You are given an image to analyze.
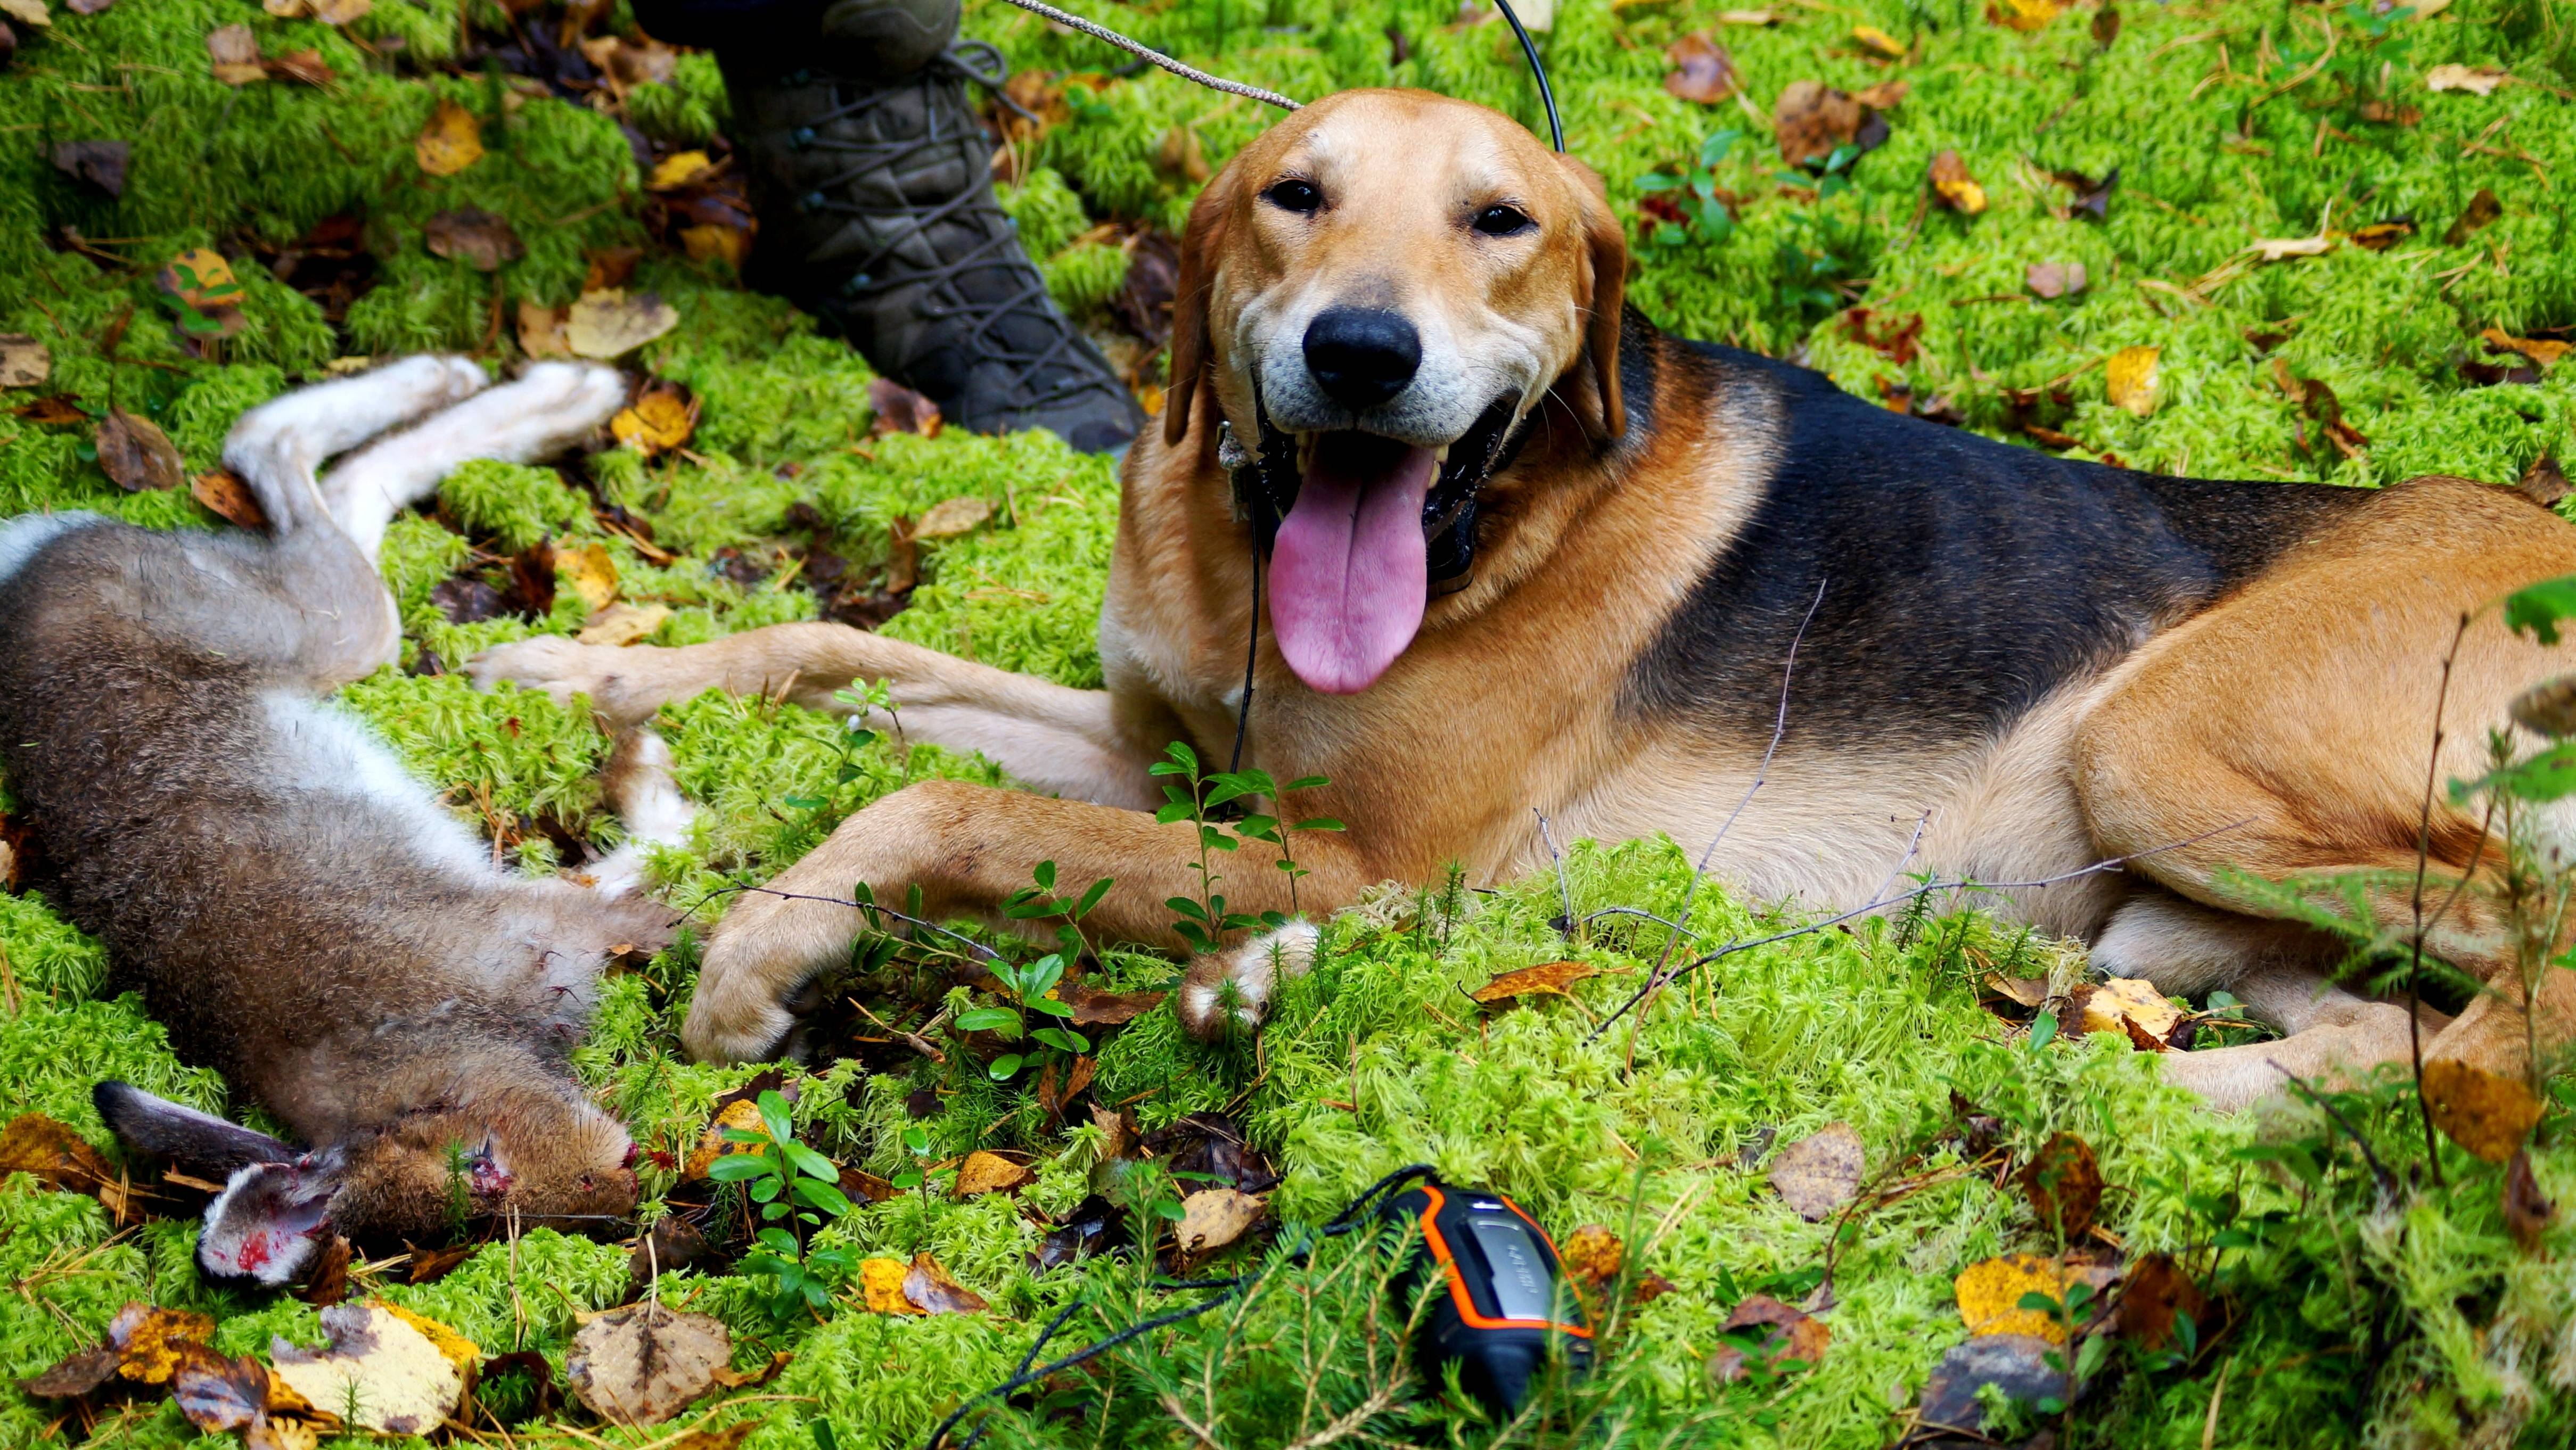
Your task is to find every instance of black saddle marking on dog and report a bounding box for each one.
[1624,335,2369,748]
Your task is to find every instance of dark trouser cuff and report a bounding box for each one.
[630,0,960,81]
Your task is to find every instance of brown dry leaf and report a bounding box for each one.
[170,1343,276,1433]
[1768,1122,1864,1221]
[2104,347,2161,419]
[1708,1294,1831,1382]
[840,1165,898,1203]
[2483,327,2569,369]
[266,0,371,20]
[1928,150,1986,214]
[629,1215,709,1284]
[954,1150,1036,1197]
[567,1305,729,1427]
[424,208,524,271]
[1154,126,1211,184]
[1470,959,1598,1003]
[1663,33,1736,104]
[683,1098,764,1180]
[1917,1334,2060,1431]
[2446,187,2502,245]
[859,1256,921,1315]
[2093,1,2121,47]
[2249,234,2334,261]
[207,24,266,85]
[1983,973,2051,1008]
[404,1240,481,1283]
[293,1234,351,1307]
[415,98,484,177]
[2024,261,2087,299]
[2423,1058,2544,1162]
[867,377,942,438]
[566,289,679,360]
[578,33,679,89]
[1852,78,1910,110]
[52,140,128,197]
[2505,1146,2555,1249]
[97,408,184,492]
[611,388,696,456]
[2350,220,2414,251]
[2079,975,2180,1045]
[1557,1224,1623,1288]
[585,245,643,292]
[17,394,87,424]
[2426,63,2507,95]
[1850,24,1906,58]
[272,1301,473,1434]
[711,1350,792,1389]
[17,1342,119,1399]
[1176,1188,1267,1255]
[2115,1253,2206,1349]
[108,1303,218,1385]
[1955,1254,2111,1342]
[1988,0,2062,31]
[518,300,571,359]
[647,150,714,191]
[0,1113,122,1203]
[556,540,619,615]
[0,332,48,388]
[1774,81,1867,168]
[578,603,670,647]
[903,1253,990,1315]
[266,49,332,87]
[913,495,994,539]
[2017,1132,2102,1238]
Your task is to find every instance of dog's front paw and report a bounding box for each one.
[470,636,662,727]
[1177,921,1319,1040]
[682,883,869,1063]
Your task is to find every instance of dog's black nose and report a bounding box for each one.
[1303,308,1421,410]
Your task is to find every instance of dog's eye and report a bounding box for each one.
[1472,203,1535,237]
[1263,179,1323,213]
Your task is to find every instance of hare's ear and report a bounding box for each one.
[93,1081,299,1176]
[198,1160,341,1286]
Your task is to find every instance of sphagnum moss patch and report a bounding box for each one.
[6,1,2576,1446]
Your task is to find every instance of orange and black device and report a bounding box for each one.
[1382,1178,1593,1413]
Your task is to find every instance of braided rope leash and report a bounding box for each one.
[990,0,1302,110]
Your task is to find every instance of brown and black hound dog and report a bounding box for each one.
[474,89,2576,1121]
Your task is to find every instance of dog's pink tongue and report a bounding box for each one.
[1269,441,1436,695]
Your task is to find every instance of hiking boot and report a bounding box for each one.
[718,2,1144,453]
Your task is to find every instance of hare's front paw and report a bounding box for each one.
[1177,921,1319,1040]
[470,636,663,727]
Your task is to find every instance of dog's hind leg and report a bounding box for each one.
[319,362,626,561]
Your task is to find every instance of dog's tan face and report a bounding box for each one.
[1166,89,1626,695]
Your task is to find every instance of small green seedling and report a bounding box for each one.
[709,1090,856,1317]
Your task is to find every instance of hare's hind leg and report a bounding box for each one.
[584,728,698,898]
[318,362,626,560]
[226,356,491,538]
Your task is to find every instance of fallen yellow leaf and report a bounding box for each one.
[1989,0,2061,32]
[2105,345,2160,418]
[1929,150,1986,215]
[679,224,750,270]
[557,540,619,615]
[1955,1254,2098,1342]
[1851,24,1905,57]
[859,1256,922,1314]
[380,1303,481,1377]
[683,1098,765,1180]
[518,300,572,359]
[1469,959,1598,1003]
[2423,1059,2544,1163]
[578,603,670,648]
[207,24,267,86]
[1174,1188,1266,1255]
[271,1302,465,1435]
[647,150,714,191]
[110,1304,218,1385]
[610,390,696,456]
[415,98,484,177]
[565,289,680,360]
[2077,975,2180,1048]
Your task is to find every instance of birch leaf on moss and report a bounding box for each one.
[415,98,484,177]
[565,290,679,359]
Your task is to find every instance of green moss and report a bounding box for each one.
[440,458,593,551]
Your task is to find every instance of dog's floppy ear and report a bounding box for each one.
[94,1081,299,1175]
[198,1160,340,1285]
[1163,164,1243,448]
[1558,155,1628,442]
